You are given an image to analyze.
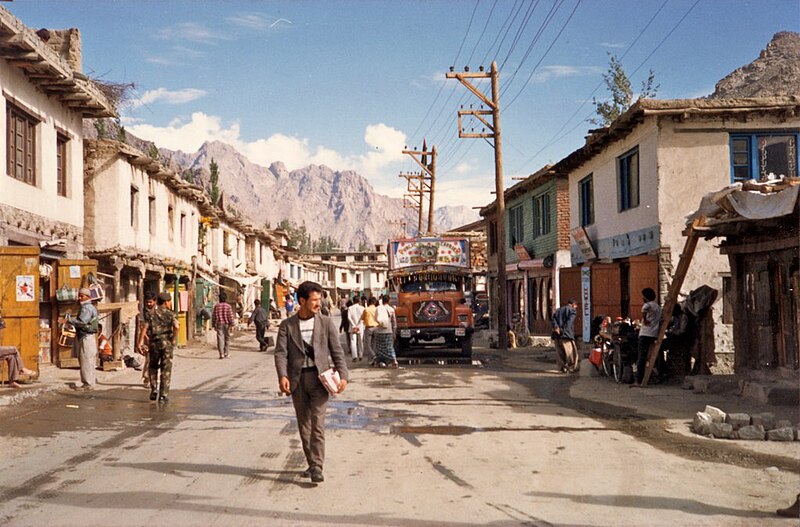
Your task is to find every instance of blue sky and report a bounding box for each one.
[10,1,799,209]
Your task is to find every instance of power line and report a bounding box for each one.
[512,0,673,172]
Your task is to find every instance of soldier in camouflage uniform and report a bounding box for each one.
[138,292,179,403]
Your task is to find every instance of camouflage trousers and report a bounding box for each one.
[148,344,174,397]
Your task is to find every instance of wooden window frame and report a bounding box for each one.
[617,146,640,212]
[532,192,551,238]
[579,174,594,227]
[6,101,38,186]
[729,132,799,182]
[56,133,68,197]
[508,204,524,247]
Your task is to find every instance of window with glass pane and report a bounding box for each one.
[533,193,551,237]
[579,175,594,226]
[618,147,639,211]
[730,133,799,181]
[6,103,37,185]
[509,205,524,246]
[759,135,797,179]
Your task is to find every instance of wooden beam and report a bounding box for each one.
[720,236,799,255]
[640,217,704,386]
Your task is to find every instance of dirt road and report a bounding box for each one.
[0,331,797,526]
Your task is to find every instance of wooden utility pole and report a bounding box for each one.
[402,140,437,235]
[399,172,425,235]
[447,61,507,350]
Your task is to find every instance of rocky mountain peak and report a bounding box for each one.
[710,31,800,99]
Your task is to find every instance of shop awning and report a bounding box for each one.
[219,273,263,290]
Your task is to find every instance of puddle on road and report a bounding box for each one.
[399,358,483,367]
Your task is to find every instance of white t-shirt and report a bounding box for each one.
[639,301,662,338]
[298,316,316,368]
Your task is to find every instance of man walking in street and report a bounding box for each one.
[67,288,99,390]
[138,293,157,388]
[551,299,579,373]
[360,297,380,363]
[213,291,235,359]
[347,295,365,361]
[137,292,179,403]
[274,281,349,484]
[249,299,270,351]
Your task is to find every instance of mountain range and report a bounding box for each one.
[161,140,479,250]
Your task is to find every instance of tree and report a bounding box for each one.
[590,54,659,127]
[209,158,221,205]
[357,240,371,252]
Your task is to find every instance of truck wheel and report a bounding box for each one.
[397,337,410,354]
[460,335,473,358]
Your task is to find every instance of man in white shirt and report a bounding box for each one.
[347,296,365,361]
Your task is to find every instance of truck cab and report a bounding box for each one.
[387,238,475,358]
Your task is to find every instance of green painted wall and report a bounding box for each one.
[505,179,558,264]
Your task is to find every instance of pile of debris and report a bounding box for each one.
[692,405,797,441]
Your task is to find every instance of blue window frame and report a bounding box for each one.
[729,133,799,182]
[617,147,639,212]
[579,174,594,227]
[508,205,524,246]
[532,192,551,238]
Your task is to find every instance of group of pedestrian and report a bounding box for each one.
[340,294,397,368]
[550,288,664,385]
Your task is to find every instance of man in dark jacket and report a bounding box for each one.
[249,299,270,351]
[551,299,578,373]
[274,281,349,484]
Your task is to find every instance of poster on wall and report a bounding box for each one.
[16,275,35,302]
[580,266,591,342]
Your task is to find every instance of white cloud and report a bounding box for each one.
[599,41,626,49]
[531,65,604,83]
[130,88,208,109]
[128,112,484,207]
[158,22,230,43]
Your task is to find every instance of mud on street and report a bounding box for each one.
[0,330,798,527]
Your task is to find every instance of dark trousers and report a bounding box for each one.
[292,368,330,470]
[636,336,657,384]
[255,321,267,350]
[148,344,173,397]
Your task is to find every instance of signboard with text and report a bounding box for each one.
[389,238,470,270]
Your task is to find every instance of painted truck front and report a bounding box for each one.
[387,237,474,358]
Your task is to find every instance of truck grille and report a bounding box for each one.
[412,300,452,323]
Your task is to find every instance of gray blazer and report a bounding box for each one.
[274,312,349,391]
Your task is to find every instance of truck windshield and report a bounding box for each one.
[401,281,458,293]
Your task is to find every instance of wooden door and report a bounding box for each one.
[54,259,98,368]
[0,246,40,379]
[559,266,582,335]
[628,255,658,321]
[591,263,622,321]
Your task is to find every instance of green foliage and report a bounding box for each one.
[357,240,370,252]
[147,144,160,160]
[590,54,659,127]
[94,119,107,139]
[209,158,220,205]
[277,219,340,254]
[114,118,127,143]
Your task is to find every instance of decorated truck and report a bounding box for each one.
[387,237,475,358]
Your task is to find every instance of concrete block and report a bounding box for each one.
[710,422,734,439]
[692,412,713,435]
[726,413,751,430]
[767,427,794,442]
[751,412,776,431]
[704,405,726,423]
[737,425,766,440]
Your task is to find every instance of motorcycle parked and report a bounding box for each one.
[592,316,637,383]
